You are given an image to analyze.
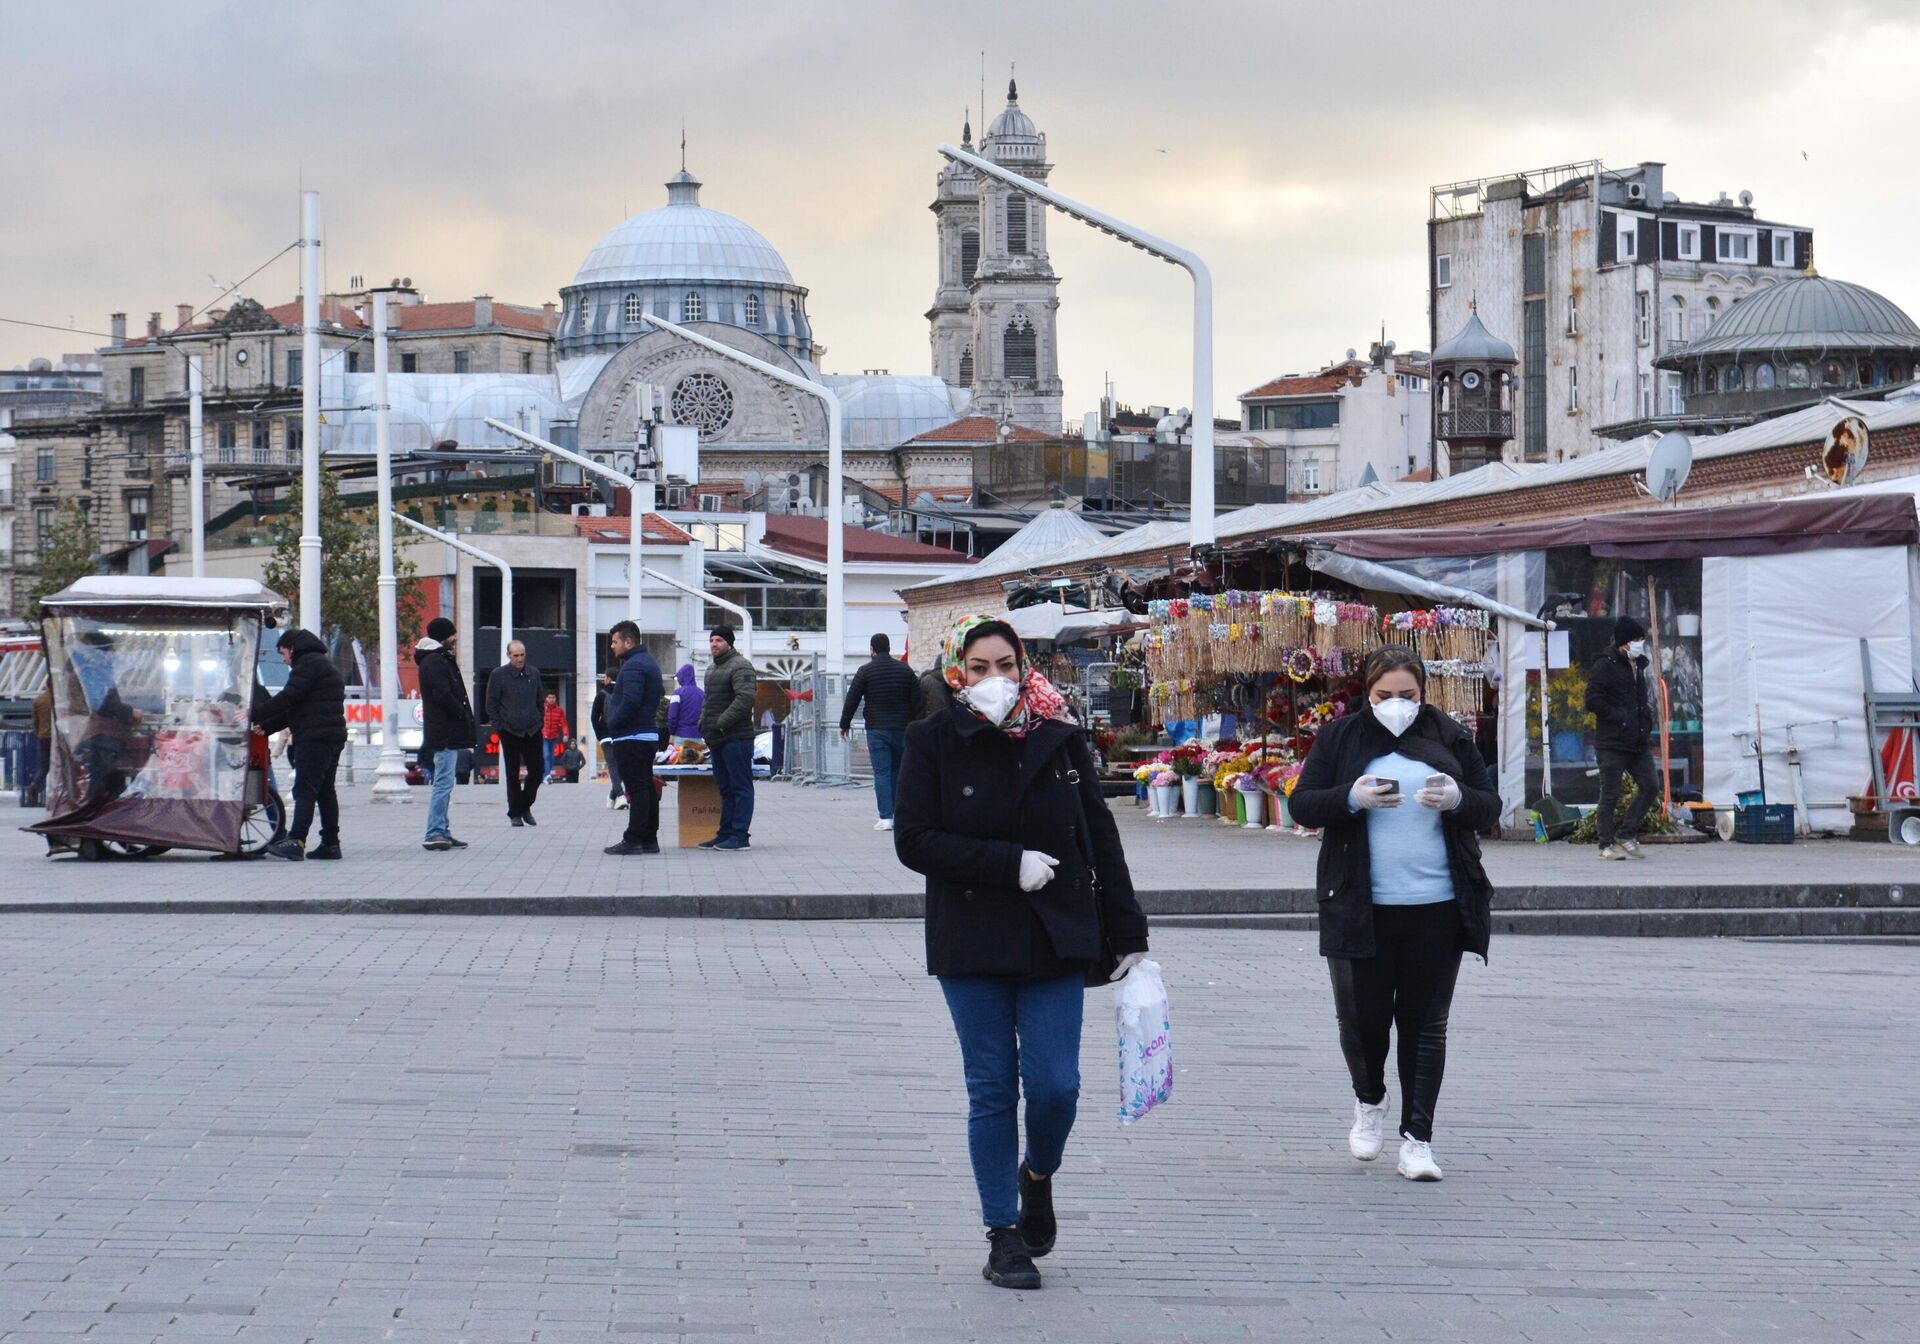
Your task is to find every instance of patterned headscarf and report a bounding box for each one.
[942,614,1076,738]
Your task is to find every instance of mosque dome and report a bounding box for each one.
[571,170,796,289]
[986,80,1037,140]
[1683,274,1920,357]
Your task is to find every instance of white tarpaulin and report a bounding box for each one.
[1702,545,1920,832]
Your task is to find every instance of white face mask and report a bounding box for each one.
[963,674,1022,726]
[1627,640,1647,659]
[1372,697,1420,737]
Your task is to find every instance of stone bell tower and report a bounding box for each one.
[1431,303,1518,474]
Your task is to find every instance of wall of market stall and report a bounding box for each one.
[1317,490,1920,835]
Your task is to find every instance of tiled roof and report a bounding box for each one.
[760,516,974,564]
[571,513,696,545]
[1240,372,1360,400]
[908,415,1055,444]
[395,301,552,335]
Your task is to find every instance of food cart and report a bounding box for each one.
[30,577,289,860]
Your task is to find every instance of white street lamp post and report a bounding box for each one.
[482,418,648,634]
[187,355,206,577]
[936,144,1215,548]
[299,190,323,631]
[640,313,847,671]
[370,292,410,801]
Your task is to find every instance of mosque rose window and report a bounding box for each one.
[671,372,735,439]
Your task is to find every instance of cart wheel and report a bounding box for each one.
[77,837,103,862]
[236,787,287,858]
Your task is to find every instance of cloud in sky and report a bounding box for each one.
[5,0,1917,421]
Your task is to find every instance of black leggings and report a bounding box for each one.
[1327,901,1464,1143]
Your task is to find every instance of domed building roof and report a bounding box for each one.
[572,169,796,289]
[1431,308,1517,364]
[986,80,1037,140]
[1684,275,1920,357]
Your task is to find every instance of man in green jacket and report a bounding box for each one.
[698,625,759,851]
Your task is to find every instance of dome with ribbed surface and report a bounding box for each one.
[1686,275,1920,356]
[1431,309,1517,364]
[572,171,795,288]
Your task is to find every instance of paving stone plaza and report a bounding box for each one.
[3,786,1918,1341]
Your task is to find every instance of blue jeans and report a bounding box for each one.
[710,737,755,842]
[868,727,905,820]
[542,739,559,776]
[938,973,1085,1229]
[425,748,458,840]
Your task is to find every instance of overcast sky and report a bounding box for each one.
[5,0,1917,420]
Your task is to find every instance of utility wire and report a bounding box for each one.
[2,238,300,349]
[0,316,118,339]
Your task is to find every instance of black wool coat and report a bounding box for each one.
[1585,650,1653,755]
[894,706,1149,979]
[416,644,475,756]
[1289,704,1501,961]
[252,629,347,746]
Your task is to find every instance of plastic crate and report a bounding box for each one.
[1733,803,1796,844]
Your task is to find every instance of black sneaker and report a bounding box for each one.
[447,836,469,849]
[982,1226,1041,1290]
[714,837,750,852]
[1018,1162,1056,1258]
[309,844,343,861]
[696,837,723,850]
[522,812,538,827]
[265,838,305,862]
[603,841,657,856]
[510,814,526,828]
[423,837,453,851]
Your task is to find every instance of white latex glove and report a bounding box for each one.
[1416,774,1463,811]
[1108,951,1148,982]
[1018,850,1059,892]
[1349,776,1401,810]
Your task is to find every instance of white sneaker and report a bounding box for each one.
[604,797,616,810]
[615,796,629,810]
[874,818,894,831]
[1598,844,1626,861]
[1619,838,1645,859]
[1397,1136,1443,1181]
[1349,1098,1389,1161]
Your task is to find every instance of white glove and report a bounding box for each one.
[1349,776,1401,810]
[1108,951,1148,982]
[1416,774,1463,811]
[1017,850,1059,892]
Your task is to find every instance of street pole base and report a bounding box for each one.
[371,754,413,802]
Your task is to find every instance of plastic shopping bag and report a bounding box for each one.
[1115,958,1172,1125]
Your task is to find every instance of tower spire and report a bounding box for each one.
[680,122,686,172]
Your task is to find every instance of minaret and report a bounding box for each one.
[927,110,980,399]
[967,79,1062,431]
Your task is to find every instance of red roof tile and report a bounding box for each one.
[1239,372,1359,400]
[395,301,550,335]
[908,415,1055,444]
[760,516,973,565]
[571,513,695,545]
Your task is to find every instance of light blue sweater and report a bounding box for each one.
[1363,752,1455,906]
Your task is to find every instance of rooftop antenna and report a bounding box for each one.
[979,51,985,133]
[680,122,686,172]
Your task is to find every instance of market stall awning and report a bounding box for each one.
[1312,492,1920,562]
[1304,548,1548,629]
[1001,603,1145,645]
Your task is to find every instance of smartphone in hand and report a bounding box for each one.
[1375,776,1400,797]
[1426,773,1450,791]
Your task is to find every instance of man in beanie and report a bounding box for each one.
[698,624,759,851]
[1585,615,1658,860]
[416,616,475,852]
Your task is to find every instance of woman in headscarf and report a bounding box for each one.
[893,615,1150,1291]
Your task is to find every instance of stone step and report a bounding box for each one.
[1152,907,1920,938]
[1135,883,1919,916]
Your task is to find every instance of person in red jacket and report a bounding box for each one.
[540,692,570,777]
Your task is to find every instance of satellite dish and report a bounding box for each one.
[1642,432,1693,503]
[744,468,764,492]
[1818,415,1869,486]
[1739,189,1754,207]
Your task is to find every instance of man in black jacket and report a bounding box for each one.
[484,639,545,827]
[416,616,475,852]
[699,626,758,851]
[1585,616,1659,861]
[840,632,923,831]
[253,627,348,860]
[601,620,664,855]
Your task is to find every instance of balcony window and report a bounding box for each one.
[252,422,270,464]
[217,422,237,464]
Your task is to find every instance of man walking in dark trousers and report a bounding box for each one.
[253,628,348,860]
[485,640,545,827]
[416,617,475,852]
[840,632,923,831]
[699,625,758,851]
[601,621,663,855]
[1586,615,1659,861]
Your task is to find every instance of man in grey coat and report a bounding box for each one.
[485,640,545,827]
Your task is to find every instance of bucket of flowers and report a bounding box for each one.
[1149,769,1180,819]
